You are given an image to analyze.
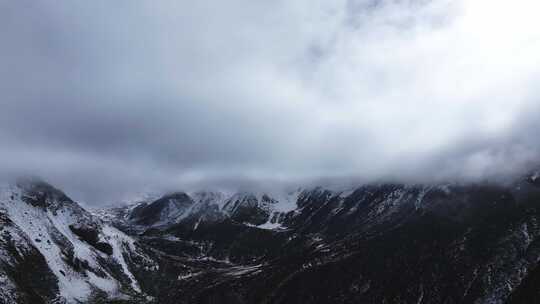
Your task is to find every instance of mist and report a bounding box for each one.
[1,0,539,204]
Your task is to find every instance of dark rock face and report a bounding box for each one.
[158,219,294,263]
[507,263,540,303]
[69,224,113,255]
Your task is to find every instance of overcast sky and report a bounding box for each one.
[1,0,540,204]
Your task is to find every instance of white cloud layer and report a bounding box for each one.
[1,0,539,203]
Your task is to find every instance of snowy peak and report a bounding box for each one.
[190,190,228,207]
[16,178,77,211]
[128,192,194,226]
[102,189,305,231]
[222,192,274,225]
[218,190,300,227]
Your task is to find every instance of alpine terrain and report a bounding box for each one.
[3,171,540,303]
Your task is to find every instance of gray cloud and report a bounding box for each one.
[1,0,539,204]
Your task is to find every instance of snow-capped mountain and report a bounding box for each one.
[0,179,156,304]
[101,189,303,232]
[4,171,540,303]
[90,171,540,304]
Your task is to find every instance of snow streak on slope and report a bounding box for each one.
[0,182,144,303]
[101,225,141,292]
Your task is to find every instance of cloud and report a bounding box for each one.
[1,0,539,204]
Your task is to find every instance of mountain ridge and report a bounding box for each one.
[3,171,540,303]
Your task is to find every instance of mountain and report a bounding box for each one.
[100,189,301,233]
[97,173,540,304]
[4,172,540,303]
[0,179,157,303]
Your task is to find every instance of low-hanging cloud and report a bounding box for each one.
[1,0,539,204]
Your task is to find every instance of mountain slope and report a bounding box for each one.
[5,173,540,303]
[98,174,540,304]
[0,179,156,303]
[102,189,302,233]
